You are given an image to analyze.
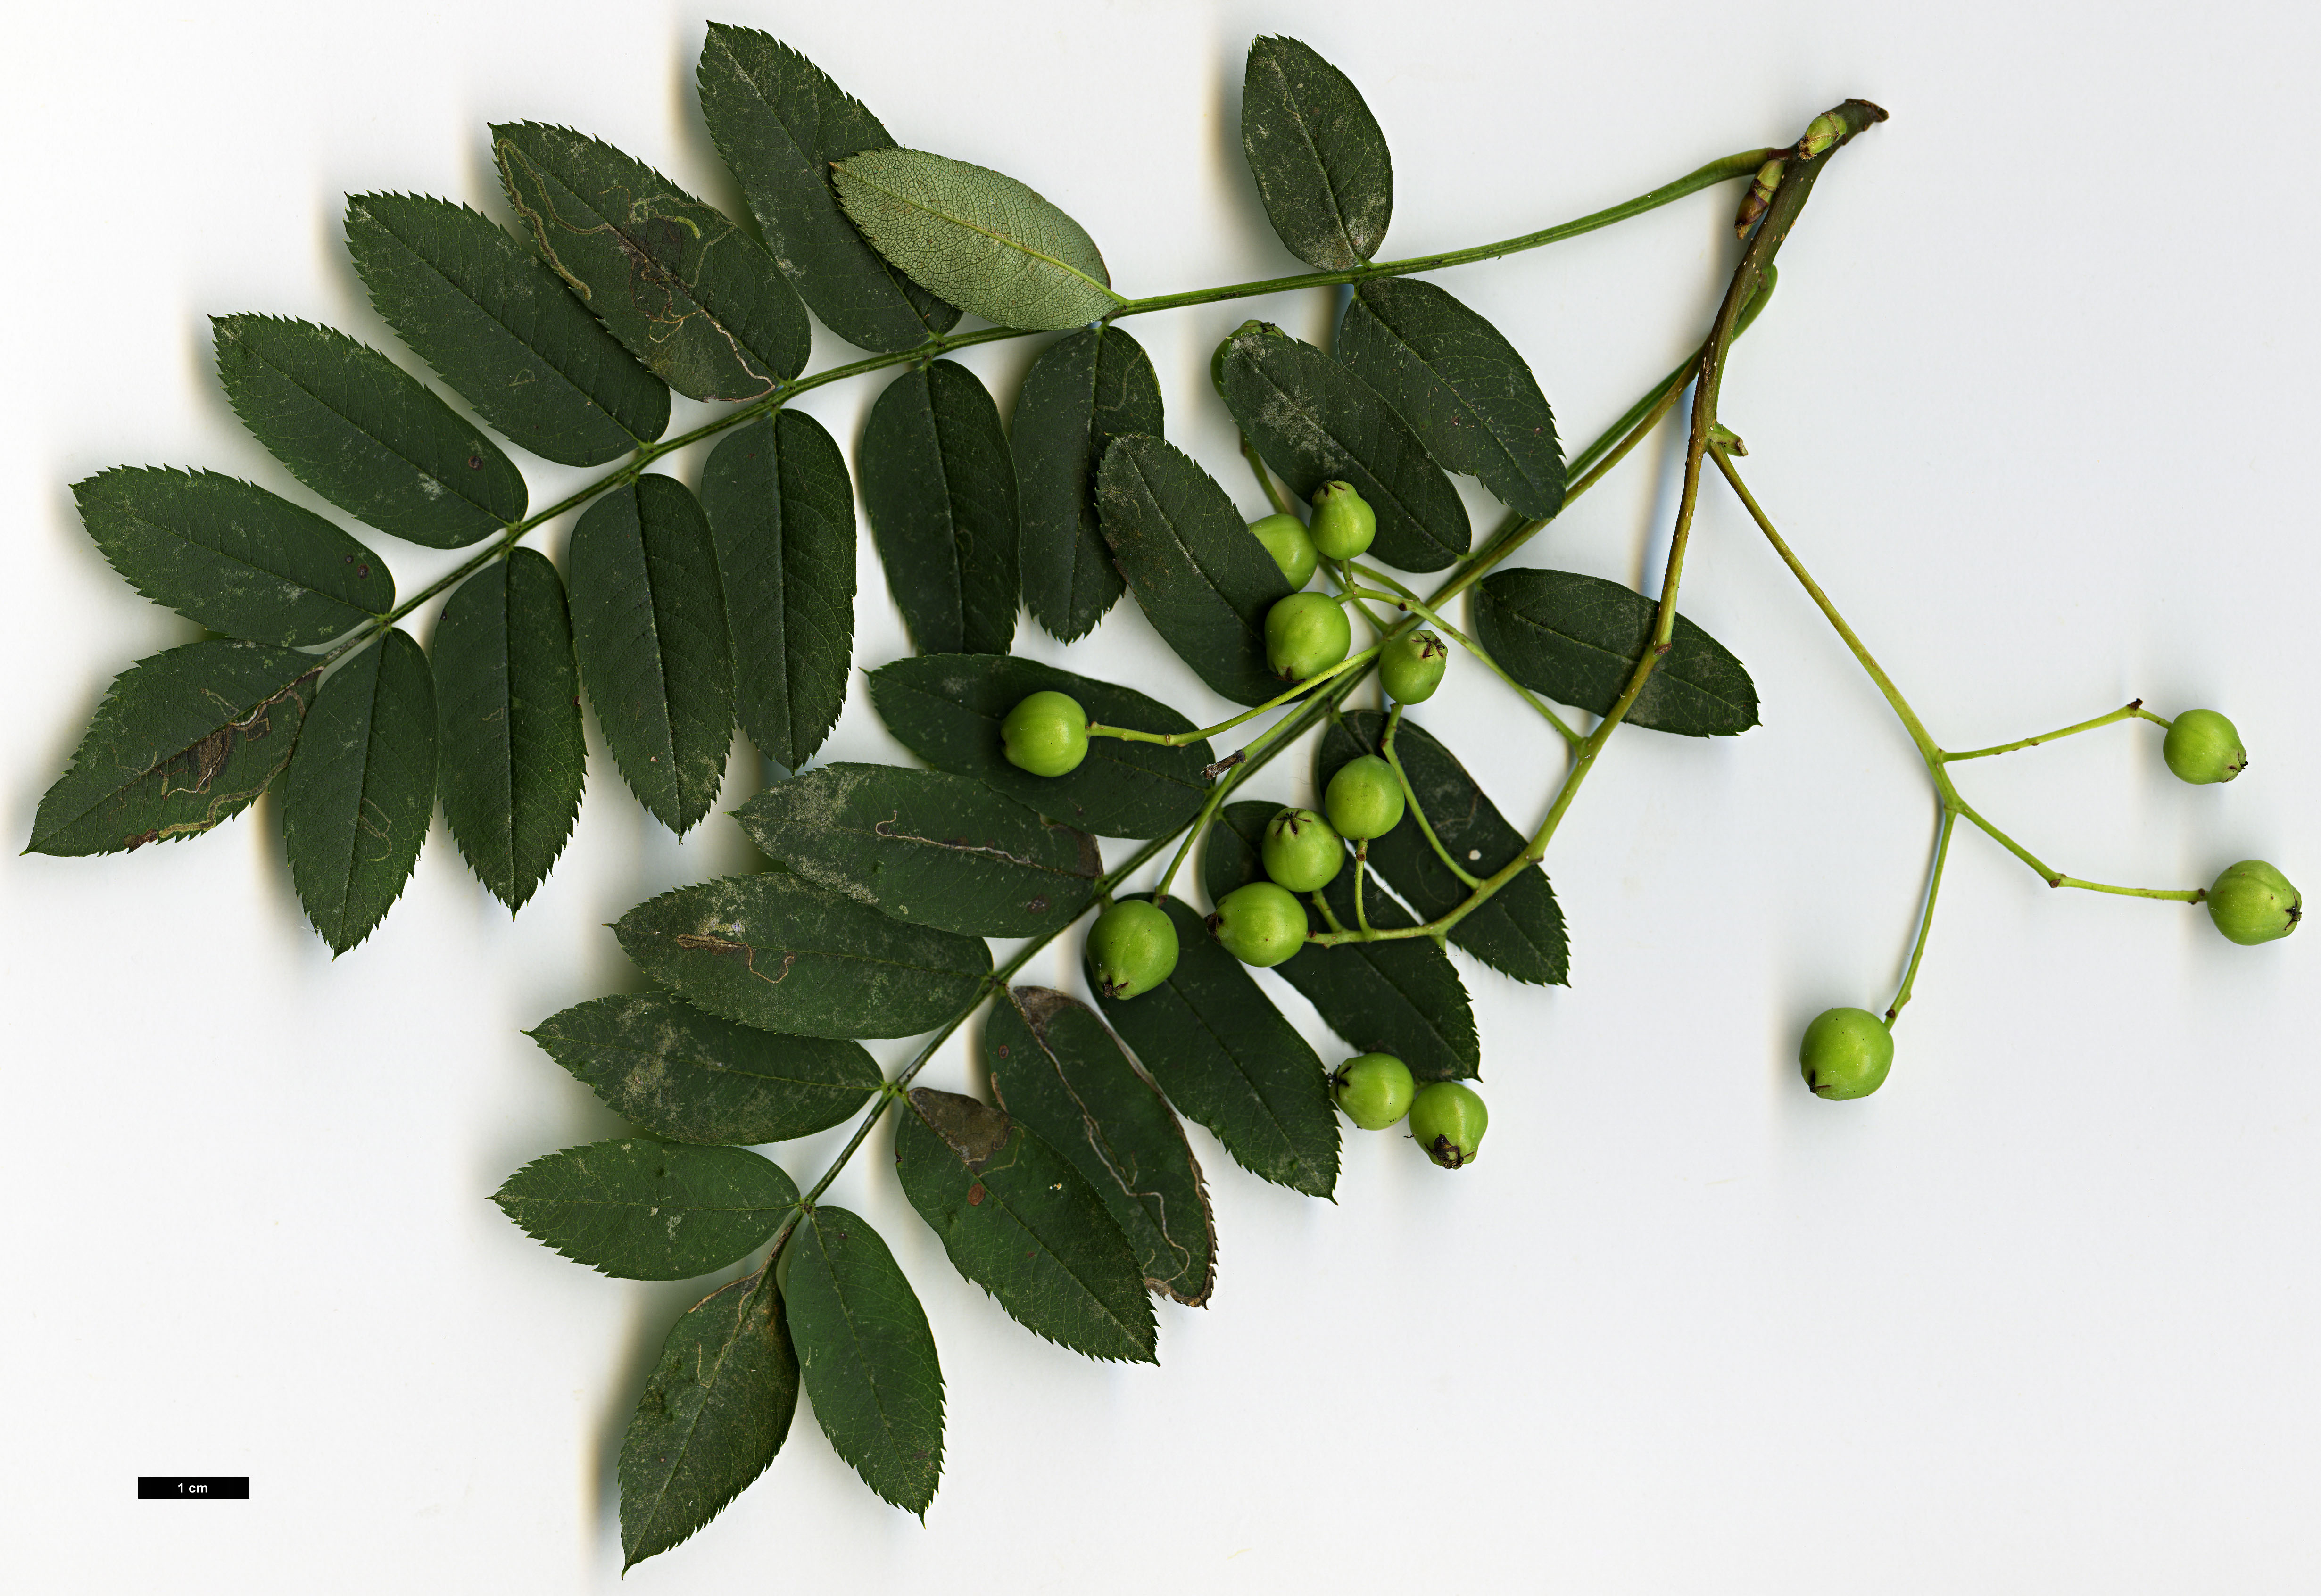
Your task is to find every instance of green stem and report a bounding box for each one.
[1242,432,1296,517]
[1886,806,1955,1024]
[1943,702,2167,761]
[1383,703,1481,888]
[1352,845,1373,932]
[1090,645,1380,747]
[1347,563,1581,746]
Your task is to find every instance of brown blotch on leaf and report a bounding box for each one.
[907,1086,1011,1172]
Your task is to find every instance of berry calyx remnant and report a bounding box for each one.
[1409,1081,1487,1167]
[2163,709,2246,785]
[1332,1052,1416,1130]
[1309,480,1376,560]
[1799,1007,1893,1099]
[1086,900,1180,998]
[999,690,1089,777]
[1324,754,1406,840]
[1260,806,1343,892]
[1208,880,1309,967]
[1264,592,1352,682]
[2205,859,2302,945]
[1379,630,1449,704]
[1249,513,1318,588]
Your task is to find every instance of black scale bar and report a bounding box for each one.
[138,1477,250,1499]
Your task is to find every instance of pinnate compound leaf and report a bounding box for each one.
[1337,277,1564,518]
[1219,320,1469,572]
[345,192,670,467]
[784,1207,945,1515]
[988,987,1215,1307]
[733,764,1100,939]
[1473,568,1759,736]
[1095,434,1289,707]
[73,469,391,646]
[1091,895,1339,1198]
[431,549,584,911]
[492,122,809,401]
[619,1273,797,1572]
[696,25,958,353]
[1318,711,1567,985]
[701,411,855,774]
[530,992,880,1147]
[860,362,1019,657]
[567,476,733,835]
[212,314,525,548]
[1240,35,1393,271]
[28,641,317,857]
[616,873,992,1040]
[1204,802,1477,1080]
[1012,326,1161,642]
[833,148,1126,331]
[493,1138,797,1280]
[896,1088,1157,1364]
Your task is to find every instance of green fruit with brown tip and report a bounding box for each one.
[1261,807,1343,892]
[999,690,1089,777]
[1250,513,1318,588]
[1332,1052,1416,1130]
[1799,1007,1893,1100]
[2205,859,2301,945]
[1409,1081,1487,1167]
[1086,899,1179,999]
[1324,754,1404,840]
[1380,630,1448,704]
[1264,592,1351,682]
[1309,481,1376,560]
[1207,880,1309,967]
[2163,709,2246,785]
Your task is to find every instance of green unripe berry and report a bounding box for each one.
[1249,513,1318,588]
[2163,709,2247,785]
[1308,481,1376,560]
[1264,592,1352,682]
[2205,859,2302,946]
[1332,1052,1416,1130]
[1799,1007,1893,1100]
[1379,630,1449,704]
[1086,900,1179,999]
[1000,690,1089,777]
[1260,807,1343,893]
[1324,754,1405,841]
[1207,880,1309,967]
[1408,1081,1487,1168]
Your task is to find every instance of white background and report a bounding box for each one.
[4,1,2316,1590]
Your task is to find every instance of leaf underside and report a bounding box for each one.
[1013,326,1161,642]
[859,361,1020,657]
[1473,568,1760,737]
[1240,34,1393,271]
[493,1138,798,1280]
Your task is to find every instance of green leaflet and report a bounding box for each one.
[1013,327,1162,643]
[783,1207,945,1516]
[619,1273,798,1572]
[493,1138,798,1280]
[567,476,734,835]
[1317,711,1567,985]
[1095,434,1290,707]
[896,1088,1157,1364]
[1473,568,1760,736]
[529,992,881,1146]
[1218,320,1470,572]
[280,629,438,954]
[345,192,670,467]
[1240,35,1393,271]
[491,122,809,401]
[212,315,526,549]
[616,873,992,1040]
[1203,802,1478,1081]
[867,655,1216,839]
[29,640,318,858]
[695,25,958,353]
[700,411,856,775]
[832,147,1126,331]
[732,764,1101,939]
[1337,277,1565,519]
[987,987,1216,1307]
[431,549,585,911]
[73,468,390,647]
[1091,895,1340,1198]
[860,362,1020,657]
